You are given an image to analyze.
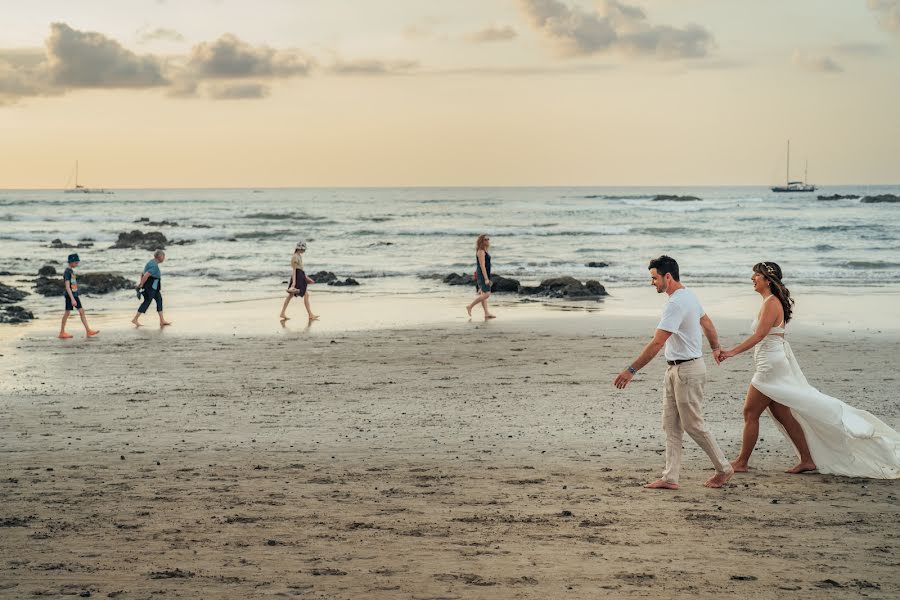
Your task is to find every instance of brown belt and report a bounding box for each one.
[667,357,700,366]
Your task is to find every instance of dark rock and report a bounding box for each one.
[817,194,860,201]
[310,271,337,284]
[110,230,168,250]
[519,276,608,299]
[0,305,34,324]
[585,261,609,268]
[490,275,520,293]
[49,238,93,249]
[33,273,133,296]
[861,194,900,204]
[191,224,212,229]
[653,194,701,202]
[329,277,360,287]
[0,282,28,304]
[443,272,473,286]
[38,265,57,277]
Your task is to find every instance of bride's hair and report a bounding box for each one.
[753,262,794,323]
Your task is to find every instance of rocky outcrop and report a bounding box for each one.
[0,305,34,324]
[442,273,473,286]
[490,275,520,293]
[585,261,609,268]
[519,276,607,299]
[110,230,168,250]
[34,273,134,296]
[653,194,701,202]
[329,277,360,287]
[38,265,57,277]
[310,271,337,284]
[817,194,860,201]
[861,194,900,204]
[49,238,93,249]
[0,282,28,304]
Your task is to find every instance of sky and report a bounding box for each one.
[1,0,898,188]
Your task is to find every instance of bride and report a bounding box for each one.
[719,262,899,479]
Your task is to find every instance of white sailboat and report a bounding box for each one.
[64,161,113,194]
[771,140,816,193]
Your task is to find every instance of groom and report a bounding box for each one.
[614,255,734,489]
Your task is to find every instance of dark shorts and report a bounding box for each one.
[64,293,83,311]
[138,288,163,313]
[289,269,308,297]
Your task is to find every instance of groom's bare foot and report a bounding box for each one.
[785,461,817,474]
[704,469,734,488]
[730,459,749,473]
[644,479,679,490]
[131,317,142,327]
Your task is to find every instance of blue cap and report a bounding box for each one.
[67,253,80,263]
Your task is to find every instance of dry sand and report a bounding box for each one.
[1,316,898,599]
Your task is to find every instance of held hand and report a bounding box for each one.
[614,370,634,389]
[712,348,724,365]
[720,348,737,360]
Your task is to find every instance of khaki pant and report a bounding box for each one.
[661,359,730,483]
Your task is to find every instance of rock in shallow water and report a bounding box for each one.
[0,282,28,304]
[0,305,34,324]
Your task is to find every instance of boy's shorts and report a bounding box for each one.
[64,293,83,311]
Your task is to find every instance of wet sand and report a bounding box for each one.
[1,316,899,599]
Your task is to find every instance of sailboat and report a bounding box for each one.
[64,161,113,194]
[771,140,816,193]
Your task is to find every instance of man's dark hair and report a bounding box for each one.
[649,255,680,281]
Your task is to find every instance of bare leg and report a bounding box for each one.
[466,292,489,316]
[769,402,817,473]
[303,292,318,320]
[730,385,771,472]
[59,311,73,338]
[480,293,495,319]
[280,293,293,319]
[78,309,99,336]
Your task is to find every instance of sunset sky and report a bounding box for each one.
[1,0,898,188]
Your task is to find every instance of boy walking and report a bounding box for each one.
[59,253,99,339]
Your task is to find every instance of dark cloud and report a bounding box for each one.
[47,22,168,88]
[517,0,714,60]
[207,82,269,99]
[868,0,900,34]
[329,59,418,76]
[186,34,313,79]
[138,27,186,44]
[466,25,518,43]
[832,42,887,56]
[792,50,843,73]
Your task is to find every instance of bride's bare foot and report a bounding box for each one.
[308,314,319,321]
[704,469,734,488]
[279,314,289,320]
[730,459,749,473]
[466,305,473,317]
[785,461,817,474]
[160,321,172,327]
[644,479,679,490]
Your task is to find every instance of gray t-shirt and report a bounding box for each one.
[657,288,705,361]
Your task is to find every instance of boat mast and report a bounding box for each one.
[786,140,790,184]
[75,160,79,187]
[804,159,808,185]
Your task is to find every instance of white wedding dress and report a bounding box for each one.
[750,319,900,479]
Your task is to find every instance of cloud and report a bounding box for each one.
[207,82,269,99]
[329,58,418,76]
[138,27,186,44]
[832,42,887,56]
[466,25,518,43]
[868,0,900,34]
[47,22,168,88]
[517,0,714,59]
[792,50,843,73]
[186,34,314,79]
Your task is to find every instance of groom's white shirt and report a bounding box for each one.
[657,288,704,361]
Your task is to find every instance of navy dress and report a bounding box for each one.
[475,251,492,293]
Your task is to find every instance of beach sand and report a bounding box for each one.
[1,309,898,599]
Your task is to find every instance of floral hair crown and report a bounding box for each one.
[762,262,778,277]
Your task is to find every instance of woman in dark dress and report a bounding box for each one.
[280,241,317,321]
[466,234,495,319]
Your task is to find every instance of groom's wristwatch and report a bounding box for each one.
[627,366,637,375]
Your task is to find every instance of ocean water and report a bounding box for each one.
[2,185,899,319]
